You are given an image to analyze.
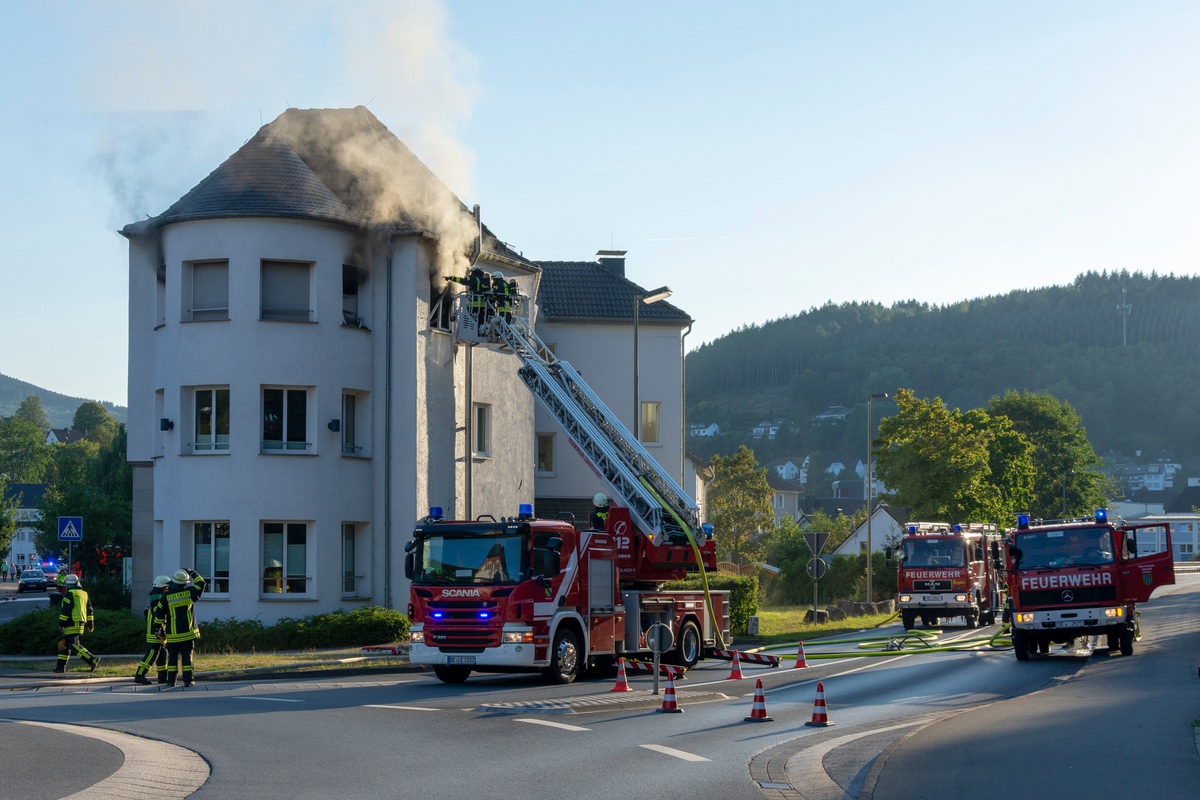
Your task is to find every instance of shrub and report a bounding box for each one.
[0,606,142,656]
[663,573,758,635]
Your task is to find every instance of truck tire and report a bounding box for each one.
[1012,627,1030,661]
[922,615,938,627]
[543,628,580,685]
[966,612,979,629]
[433,665,471,684]
[1119,625,1134,656]
[668,620,701,669]
[901,611,915,630]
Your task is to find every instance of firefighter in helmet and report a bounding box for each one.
[447,266,492,326]
[590,492,610,531]
[55,574,99,673]
[492,271,514,323]
[133,575,170,685]
[163,568,206,687]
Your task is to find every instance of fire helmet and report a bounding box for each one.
[153,575,170,588]
[63,574,80,587]
[173,569,190,584]
[593,492,608,508]
[492,271,503,280]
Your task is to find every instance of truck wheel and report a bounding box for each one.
[1012,627,1030,661]
[901,612,915,630]
[668,620,701,669]
[1119,626,1134,656]
[543,628,580,685]
[1038,640,1050,654]
[433,665,471,684]
[966,612,978,629]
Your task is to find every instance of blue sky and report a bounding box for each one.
[3,1,1199,407]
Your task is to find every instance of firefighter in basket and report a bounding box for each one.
[447,266,492,326]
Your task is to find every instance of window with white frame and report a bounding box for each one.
[473,403,491,457]
[261,260,312,322]
[341,391,367,456]
[536,433,555,474]
[342,522,364,595]
[640,401,661,444]
[1181,544,1195,555]
[185,260,229,322]
[193,522,230,593]
[262,521,309,594]
[192,387,230,452]
[262,387,310,452]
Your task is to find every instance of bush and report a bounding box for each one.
[663,573,758,635]
[84,575,133,611]
[0,605,410,656]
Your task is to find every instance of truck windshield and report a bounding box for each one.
[902,538,965,568]
[412,531,527,585]
[1013,527,1114,569]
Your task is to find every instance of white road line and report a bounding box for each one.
[363,704,440,712]
[639,744,710,762]
[514,718,591,732]
[235,696,303,702]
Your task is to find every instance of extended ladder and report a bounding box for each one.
[455,294,700,545]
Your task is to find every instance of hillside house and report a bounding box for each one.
[812,405,852,425]
[751,419,791,440]
[689,422,720,438]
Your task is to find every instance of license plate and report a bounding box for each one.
[926,595,941,600]
[447,656,476,665]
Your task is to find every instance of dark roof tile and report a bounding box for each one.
[535,260,691,323]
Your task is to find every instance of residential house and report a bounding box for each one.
[689,422,720,438]
[773,456,807,484]
[122,107,538,621]
[750,419,791,440]
[3,483,46,572]
[45,428,86,446]
[766,472,803,524]
[829,504,910,557]
[812,405,852,425]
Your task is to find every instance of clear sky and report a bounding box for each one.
[3,1,1199,407]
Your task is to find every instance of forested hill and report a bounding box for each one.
[0,372,127,428]
[685,270,1200,461]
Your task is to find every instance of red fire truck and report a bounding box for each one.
[888,522,1006,629]
[405,504,729,684]
[1002,510,1174,660]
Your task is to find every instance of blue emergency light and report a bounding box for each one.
[431,611,445,619]
[518,503,534,520]
[429,506,444,521]
[478,611,491,619]
[953,524,962,533]
[1017,514,1030,530]
[908,525,918,534]
[701,523,714,540]
[1095,509,1107,523]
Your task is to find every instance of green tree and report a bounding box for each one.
[0,477,17,558]
[49,439,101,486]
[986,390,1106,518]
[874,389,1000,522]
[15,395,51,431]
[706,445,775,564]
[0,416,53,483]
[72,401,117,444]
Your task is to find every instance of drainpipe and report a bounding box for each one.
[384,235,394,609]
[681,321,692,482]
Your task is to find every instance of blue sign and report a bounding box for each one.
[58,516,83,542]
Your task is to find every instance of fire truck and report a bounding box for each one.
[404,289,730,684]
[888,522,1006,629]
[1002,510,1175,660]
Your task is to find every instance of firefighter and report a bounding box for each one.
[163,568,206,687]
[447,266,492,325]
[54,574,98,673]
[506,276,520,321]
[491,271,514,323]
[590,492,610,531]
[133,575,170,685]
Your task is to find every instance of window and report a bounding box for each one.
[640,401,661,444]
[342,392,359,455]
[262,522,308,594]
[193,522,230,593]
[186,260,229,321]
[192,387,230,452]
[261,260,311,322]
[343,265,365,327]
[1181,544,1195,555]
[263,387,310,452]
[155,263,166,327]
[428,283,453,332]
[473,403,491,457]
[342,523,361,595]
[536,433,555,474]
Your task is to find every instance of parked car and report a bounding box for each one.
[17,569,48,593]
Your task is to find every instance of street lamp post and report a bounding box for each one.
[633,286,672,440]
[866,392,888,605]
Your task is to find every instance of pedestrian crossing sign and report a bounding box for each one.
[58,516,83,542]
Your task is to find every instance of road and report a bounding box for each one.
[2,576,1197,800]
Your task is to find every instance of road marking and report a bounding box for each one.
[514,718,591,732]
[234,696,303,702]
[364,704,440,712]
[640,744,710,762]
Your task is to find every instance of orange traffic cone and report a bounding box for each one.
[611,658,633,692]
[743,678,774,722]
[794,640,809,669]
[727,650,744,680]
[657,673,683,713]
[805,680,835,727]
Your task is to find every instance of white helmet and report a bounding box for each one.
[63,574,80,587]
[593,492,608,507]
[492,271,504,280]
[153,575,170,588]
[173,569,190,584]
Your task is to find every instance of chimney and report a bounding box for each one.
[596,249,627,277]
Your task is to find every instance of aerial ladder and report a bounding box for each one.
[453,290,700,548]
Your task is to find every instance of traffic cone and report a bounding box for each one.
[794,640,809,669]
[743,678,774,722]
[610,658,633,692]
[805,681,835,727]
[657,673,683,713]
[727,650,744,680]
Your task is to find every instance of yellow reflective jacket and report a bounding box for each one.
[58,588,93,635]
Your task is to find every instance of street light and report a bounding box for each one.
[866,392,888,605]
[634,286,672,440]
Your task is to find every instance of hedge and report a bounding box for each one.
[662,573,758,635]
